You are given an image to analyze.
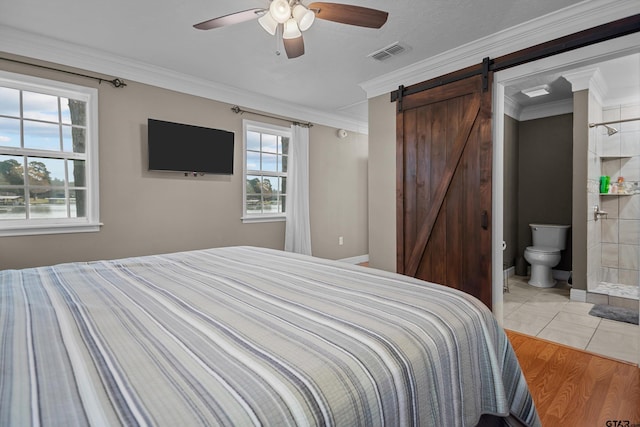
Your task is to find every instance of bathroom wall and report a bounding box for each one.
[597,103,640,289]
[503,115,519,269]
[586,92,604,292]
[517,113,574,272]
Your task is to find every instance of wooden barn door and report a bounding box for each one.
[396,74,493,308]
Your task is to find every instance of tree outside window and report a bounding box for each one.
[0,71,99,235]
[242,120,289,222]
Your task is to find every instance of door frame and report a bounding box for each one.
[491,32,640,361]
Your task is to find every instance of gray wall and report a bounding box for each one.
[517,113,574,272]
[367,94,397,272]
[309,125,369,260]
[0,55,369,269]
[503,115,519,269]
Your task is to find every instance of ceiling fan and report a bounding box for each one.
[194,1,389,59]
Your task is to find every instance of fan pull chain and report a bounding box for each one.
[275,23,282,56]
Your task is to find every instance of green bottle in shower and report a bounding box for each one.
[599,176,610,194]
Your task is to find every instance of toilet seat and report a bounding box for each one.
[525,246,559,254]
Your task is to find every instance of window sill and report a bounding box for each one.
[241,215,286,224]
[0,222,103,237]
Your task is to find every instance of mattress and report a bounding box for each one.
[0,246,540,426]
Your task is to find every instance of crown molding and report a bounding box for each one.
[588,68,609,105]
[503,95,521,119]
[518,99,574,122]
[563,67,608,107]
[563,68,599,92]
[359,0,640,99]
[0,25,368,134]
[504,95,574,122]
[562,62,640,107]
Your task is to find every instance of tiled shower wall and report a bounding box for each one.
[597,103,640,288]
[586,92,603,292]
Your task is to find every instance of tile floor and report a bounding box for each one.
[503,275,639,364]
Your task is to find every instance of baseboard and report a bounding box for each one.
[503,266,516,278]
[506,267,571,282]
[339,254,369,265]
[570,288,587,302]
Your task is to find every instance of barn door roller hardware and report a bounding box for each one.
[392,13,640,110]
[393,56,491,112]
[481,57,490,92]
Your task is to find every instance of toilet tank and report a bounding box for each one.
[530,224,570,250]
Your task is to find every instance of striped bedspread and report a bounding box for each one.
[0,246,540,427]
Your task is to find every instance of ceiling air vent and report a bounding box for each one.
[368,42,407,61]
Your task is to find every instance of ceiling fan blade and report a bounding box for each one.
[307,2,388,29]
[194,8,265,30]
[284,36,305,59]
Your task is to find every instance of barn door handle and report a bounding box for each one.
[481,210,488,230]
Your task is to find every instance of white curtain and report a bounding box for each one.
[284,124,312,255]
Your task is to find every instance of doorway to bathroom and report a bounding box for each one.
[493,32,640,365]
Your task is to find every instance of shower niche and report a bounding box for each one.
[599,156,638,196]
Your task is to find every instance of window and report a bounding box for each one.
[0,71,100,236]
[242,120,289,222]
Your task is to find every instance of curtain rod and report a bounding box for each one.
[588,117,640,127]
[231,105,313,128]
[0,57,127,88]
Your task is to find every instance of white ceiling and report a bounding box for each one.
[1,0,639,130]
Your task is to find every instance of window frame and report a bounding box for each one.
[242,119,290,223]
[0,70,100,236]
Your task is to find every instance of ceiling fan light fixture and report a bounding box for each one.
[258,12,278,35]
[269,0,292,23]
[283,18,302,39]
[293,4,315,31]
[193,3,389,59]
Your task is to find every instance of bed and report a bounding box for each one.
[0,246,540,427]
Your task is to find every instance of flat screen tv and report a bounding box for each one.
[147,118,234,174]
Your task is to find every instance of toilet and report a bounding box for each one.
[523,224,570,288]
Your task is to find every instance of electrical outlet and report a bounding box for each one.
[338,236,344,246]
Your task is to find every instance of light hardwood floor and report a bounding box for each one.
[507,330,640,427]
